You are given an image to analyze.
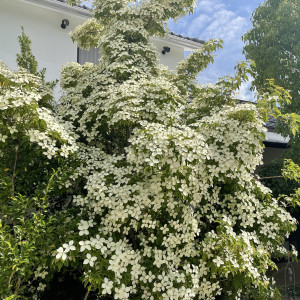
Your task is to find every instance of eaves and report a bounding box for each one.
[20,0,204,50]
[19,0,90,18]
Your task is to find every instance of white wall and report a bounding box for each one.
[150,38,184,71]
[0,0,85,82]
[0,0,185,83]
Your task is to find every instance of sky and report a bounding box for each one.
[167,0,264,101]
[83,0,264,101]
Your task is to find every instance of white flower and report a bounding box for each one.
[0,134,7,142]
[213,257,224,267]
[56,247,67,260]
[101,277,113,294]
[37,282,46,292]
[63,240,76,253]
[115,284,131,299]
[83,253,97,267]
[34,266,48,279]
[79,240,91,252]
[78,220,91,236]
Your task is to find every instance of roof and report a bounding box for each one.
[24,0,204,50]
[23,0,90,17]
[151,34,203,51]
[170,32,205,46]
[264,117,289,146]
[236,99,289,145]
[265,116,276,132]
[265,131,289,145]
[56,0,89,10]
[165,32,204,51]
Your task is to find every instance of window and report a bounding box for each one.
[77,47,100,65]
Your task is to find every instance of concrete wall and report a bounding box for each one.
[0,0,185,83]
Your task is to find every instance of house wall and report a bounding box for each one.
[262,132,289,164]
[0,0,86,83]
[263,146,285,165]
[150,38,185,71]
[0,0,185,83]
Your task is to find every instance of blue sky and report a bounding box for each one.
[83,0,264,100]
[167,0,264,100]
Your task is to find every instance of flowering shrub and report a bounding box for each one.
[0,61,78,299]
[1,1,299,299]
[54,0,299,299]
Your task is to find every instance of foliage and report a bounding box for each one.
[256,79,300,137]
[282,160,300,207]
[16,27,41,78]
[243,0,299,118]
[243,0,300,258]
[16,27,58,108]
[243,0,300,192]
[0,60,77,299]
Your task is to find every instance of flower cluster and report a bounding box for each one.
[0,61,77,160]
[56,241,76,261]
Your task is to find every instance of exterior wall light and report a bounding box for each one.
[61,19,70,29]
[162,46,170,55]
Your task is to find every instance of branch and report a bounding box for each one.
[259,176,283,180]
[145,16,153,30]
[126,125,131,143]
[84,288,90,300]
[8,270,16,289]
[11,145,19,194]
[13,276,22,296]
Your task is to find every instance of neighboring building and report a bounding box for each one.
[0,0,204,84]
[264,117,289,164]
[237,100,288,163]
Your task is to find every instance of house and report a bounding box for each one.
[0,0,204,84]
[238,101,289,164]
[264,117,289,164]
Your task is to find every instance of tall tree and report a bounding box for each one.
[16,27,44,79]
[243,0,300,248]
[1,1,300,299]
[243,0,300,117]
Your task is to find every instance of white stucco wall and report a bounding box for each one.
[0,0,86,82]
[150,37,184,71]
[0,0,188,84]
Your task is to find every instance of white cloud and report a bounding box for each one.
[194,0,224,13]
[188,14,212,32]
[187,0,248,42]
[235,78,256,102]
[169,0,256,100]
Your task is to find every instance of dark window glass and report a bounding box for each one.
[77,47,100,64]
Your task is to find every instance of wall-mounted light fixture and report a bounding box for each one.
[162,46,170,55]
[61,19,70,29]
